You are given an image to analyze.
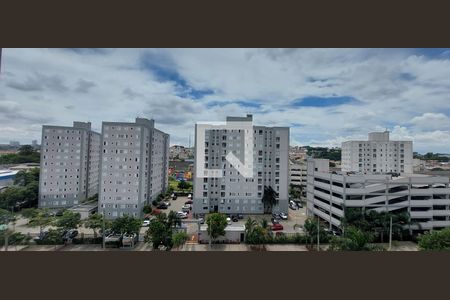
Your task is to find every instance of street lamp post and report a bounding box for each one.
[102,209,106,249]
[388,216,393,251]
[317,215,320,251]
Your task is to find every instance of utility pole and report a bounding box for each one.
[102,209,106,249]
[388,216,393,251]
[317,216,320,251]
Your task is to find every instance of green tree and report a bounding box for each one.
[18,145,35,156]
[83,213,103,238]
[418,228,450,250]
[145,218,172,249]
[167,211,182,228]
[303,217,328,247]
[329,226,379,251]
[55,211,81,231]
[142,205,152,214]
[111,215,141,235]
[28,209,54,235]
[206,213,227,247]
[172,232,189,249]
[244,217,257,239]
[262,186,278,213]
[177,180,189,191]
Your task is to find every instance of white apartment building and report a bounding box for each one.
[341,131,413,174]
[98,118,169,219]
[307,159,450,232]
[193,114,289,215]
[39,122,101,208]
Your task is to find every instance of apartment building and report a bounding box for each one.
[306,159,450,232]
[193,114,289,215]
[341,131,413,174]
[98,118,169,219]
[39,122,101,208]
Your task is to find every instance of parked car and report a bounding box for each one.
[181,205,191,213]
[157,203,168,209]
[142,220,150,227]
[62,229,78,241]
[232,215,239,222]
[184,200,193,205]
[164,201,171,206]
[279,212,288,220]
[172,194,177,200]
[226,217,232,225]
[188,194,192,199]
[198,217,205,224]
[151,209,162,215]
[237,214,244,219]
[271,223,284,231]
[34,231,49,241]
[289,203,297,210]
[176,211,188,219]
[272,212,281,219]
[295,201,303,208]
[271,217,280,224]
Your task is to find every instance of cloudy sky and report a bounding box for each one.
[1,48,450,153]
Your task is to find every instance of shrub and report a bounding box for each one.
[143,205,152,214]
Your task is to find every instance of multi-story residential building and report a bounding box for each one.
[98,118,169,219]
[193,114,289,215]
[341,131,413,174]
[306,159,450,233]
[39,122,101,208]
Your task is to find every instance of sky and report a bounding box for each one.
[1,48,450,154]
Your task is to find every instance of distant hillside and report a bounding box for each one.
[304,146,341,161]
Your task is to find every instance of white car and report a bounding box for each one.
[176,211,188,219]
[142,220,150,227]
[279,212,288,220]
[226,217,232,225]
[188,194,192,199]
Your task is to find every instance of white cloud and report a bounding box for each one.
[0,48,449,153]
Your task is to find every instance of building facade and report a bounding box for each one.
[193,115,289,215]
[290,159,329,198]
[98,118,169,219]
[306,159,450,232]
[39,122,101,208]
[341,131,413,174]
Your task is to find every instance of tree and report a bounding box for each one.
[13,168,39,186]
[244,218,257,240]
[55,211,81,231]
[167,211,182,229]
[262,186,278,213]
[303,217,329,247]
[111,215,141,235]
[206,213,227,247]
[18,145,35,156]
[142,205,152,214]
[145,218,172,249]
[83,213,103,238]
[172,232,189,249]
[329,226,379,251]
[177,180,189,191]
[28,209,54,234]
[0,208,15,251]
[418,228,450,250]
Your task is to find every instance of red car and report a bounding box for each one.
[271,223,283,231]
[185,200,193,204]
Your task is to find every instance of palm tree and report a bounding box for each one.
[245,218,257,237]
[262,186,278,214]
